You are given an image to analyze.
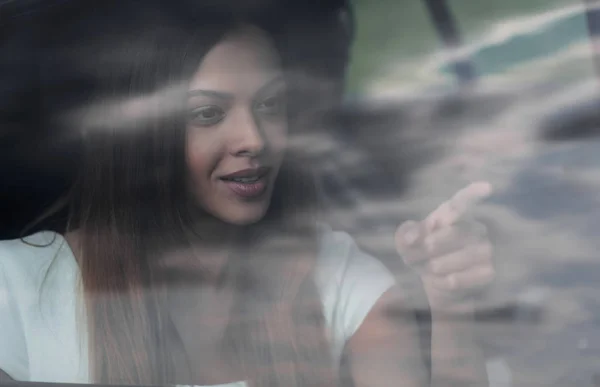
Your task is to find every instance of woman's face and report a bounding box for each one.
[186,26,287,226]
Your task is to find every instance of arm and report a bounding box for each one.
[429,308,487,387]
[321,221,489,387]
[394,182,495,387]
[346,286,487,387]
[345,286,428,387]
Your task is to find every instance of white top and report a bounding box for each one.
[0,226,395,386]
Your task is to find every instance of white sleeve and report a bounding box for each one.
[316,226,396,352]
[0,250,29,380]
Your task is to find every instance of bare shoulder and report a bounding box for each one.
[347,286,415,348]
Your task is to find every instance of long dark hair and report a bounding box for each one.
[34,1,353,386]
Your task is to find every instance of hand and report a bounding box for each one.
[395,182,495,313]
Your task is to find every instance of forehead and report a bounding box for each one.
[189,26,282,92]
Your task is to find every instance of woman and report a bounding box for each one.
[0,1,493,386]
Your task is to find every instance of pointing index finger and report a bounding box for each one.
[448,181,492,214]
[425,181,492,231]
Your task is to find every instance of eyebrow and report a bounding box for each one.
[187,75,285,100]
[187,89,233,100]
[256,75,285,95]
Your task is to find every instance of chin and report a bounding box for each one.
[218,203,270,226]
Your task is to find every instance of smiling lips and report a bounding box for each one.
[219,166,271,198]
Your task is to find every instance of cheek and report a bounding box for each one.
[265,121,288,155]
[186,148,204,177]
[186,129,215,178]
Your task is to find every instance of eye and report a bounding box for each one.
[189,105,225,126]
[254,94,285,116]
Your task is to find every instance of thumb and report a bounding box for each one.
[395,220,425,254]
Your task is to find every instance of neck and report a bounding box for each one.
[63,229,82,258]
[162,210,246,285]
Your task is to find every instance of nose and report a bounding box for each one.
[228,107,266,157]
